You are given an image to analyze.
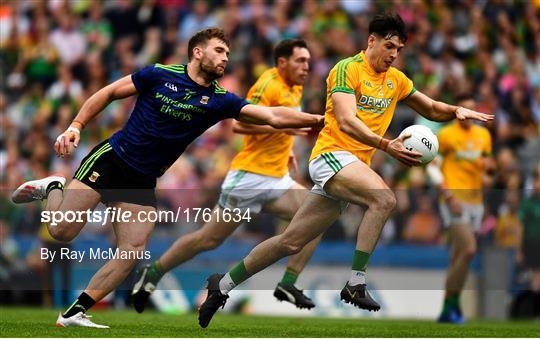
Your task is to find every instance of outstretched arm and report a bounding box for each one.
[55,75,138,157]
[404,91,493,122]
[332,92,422,166]
[232,120,311,136]
[237,104,323,129]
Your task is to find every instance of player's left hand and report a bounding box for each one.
[288,151,298,174]
[455,107,493,122]
[54,126,80,158]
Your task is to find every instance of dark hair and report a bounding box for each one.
[187,27,230,61]
[273,39,308,65]
[369,13,408,43]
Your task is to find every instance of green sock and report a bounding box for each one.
[147,261,165,285]
[229,260,250,285]
[448,293,460,308]
[442,293,460,314]
[351,250,371,271]
[280,268,299,286]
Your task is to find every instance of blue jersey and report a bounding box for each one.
[109,64,249,177]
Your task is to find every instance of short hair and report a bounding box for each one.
[273,39,308,65]
[187,27,230,61]
[369,13,408,43]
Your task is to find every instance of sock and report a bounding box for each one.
[219,260,250,294]
[348,250,370,286]
[62,292,96,318]
[46,181,64,196]
[448,293,460,308]
[351,249,370,272]
[147,261,165,285]
[218,273,235,295]
[280,268,299,286]
[348,270,366,286]
[442,293,460,314]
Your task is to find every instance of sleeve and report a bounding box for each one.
[131,64,158,93]
[329,59,358,95]
[396,71,416,101]
[482,129,493,156]
[247,79,278,106]
[437,128,451,155]
[221,92,250,119]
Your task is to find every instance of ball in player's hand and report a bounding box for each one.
[401,125,439,165]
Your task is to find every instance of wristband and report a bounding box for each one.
[72,120,85,128]
[67,126,81,134]
[378,137,389,151]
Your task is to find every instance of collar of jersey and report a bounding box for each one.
[272,67,302,91]
[360,51,386,79]
[184,64,213,89]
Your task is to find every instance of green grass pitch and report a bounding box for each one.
[0,307,538,337]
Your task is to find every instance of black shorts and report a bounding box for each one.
[73,139,157,207]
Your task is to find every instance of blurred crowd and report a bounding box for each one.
[1,0,539,262]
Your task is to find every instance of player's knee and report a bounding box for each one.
[202,234,225,250]
[49,226,76,243]
[119,243,148,267]
[463,245,477,261]
[454,242,476,261]
[279,238,303,256]
[194,230,225,251]
[120,240,148,257]
[372,190,396,213]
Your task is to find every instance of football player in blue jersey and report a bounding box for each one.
[11,28,323,328]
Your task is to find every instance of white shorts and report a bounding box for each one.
[439,201,484,231]
[309,151,358,203]
[218,170,295,214]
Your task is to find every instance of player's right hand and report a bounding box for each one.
[54,126,80,158]
[386,133,422,167]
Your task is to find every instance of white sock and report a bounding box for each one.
[218,273,235,295]
[348,270,366,286]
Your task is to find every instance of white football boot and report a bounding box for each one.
[11,175,66,203]
[55,312,109,328]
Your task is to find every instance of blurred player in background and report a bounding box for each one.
[517,164,540,305]
[11,28,322,328]
[197,13,493,328]
[429,94,494,324]
[132,39,320,312]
